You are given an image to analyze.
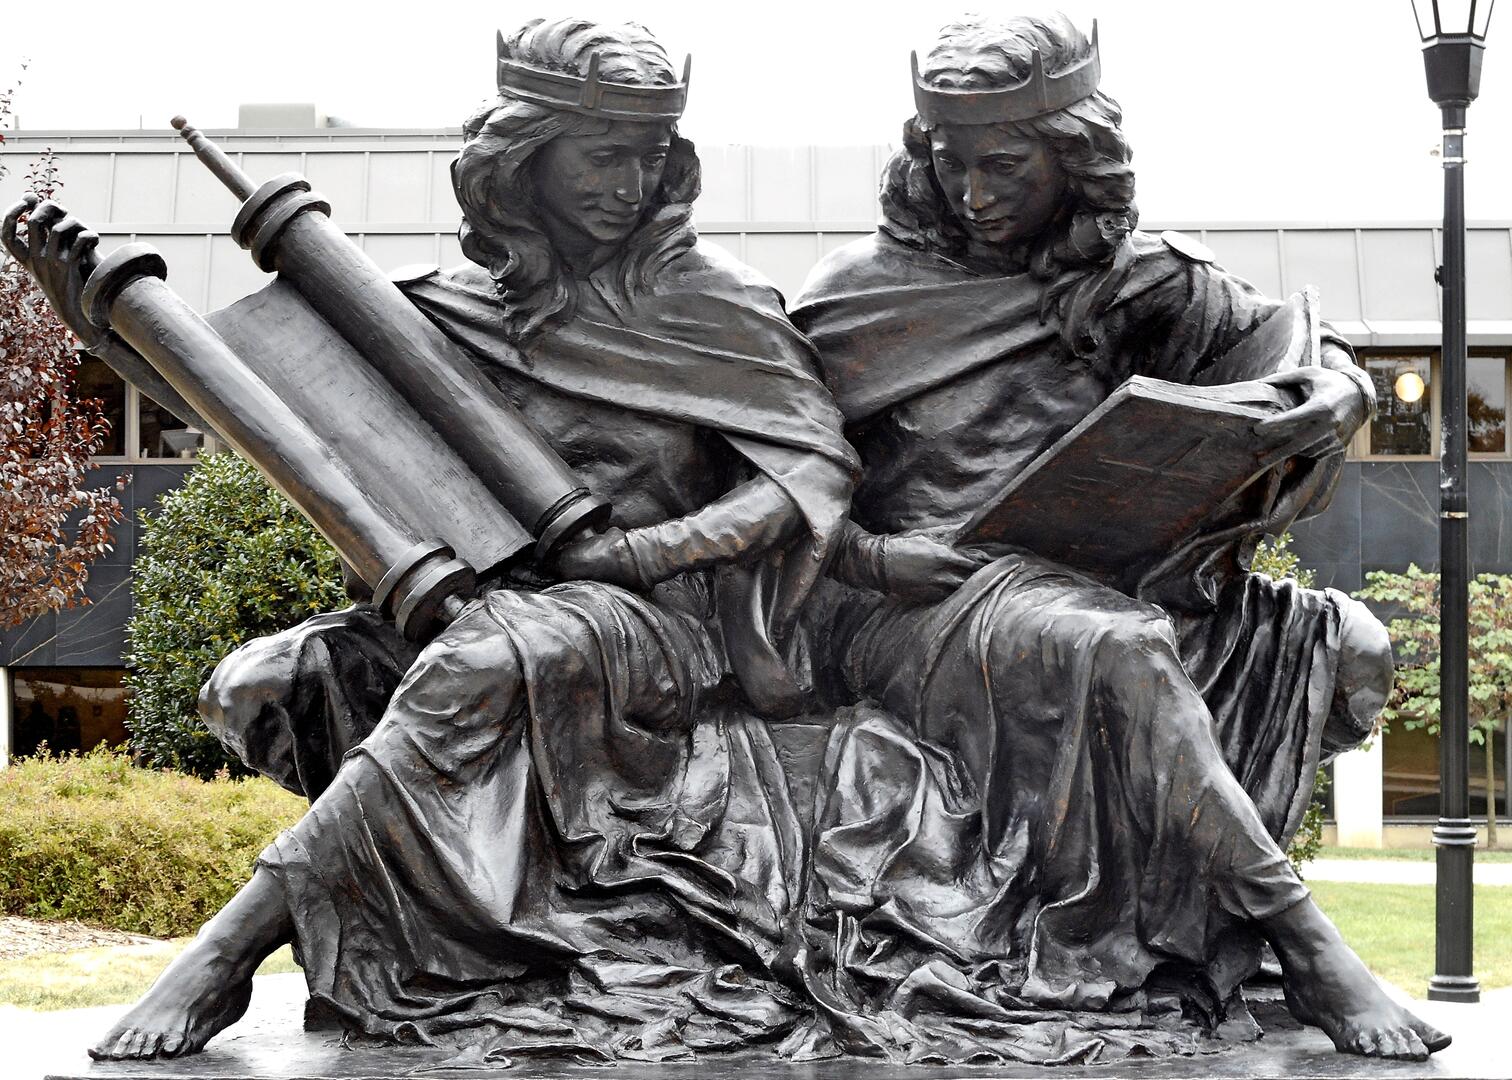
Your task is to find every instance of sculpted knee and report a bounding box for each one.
[198,636,300,750]
[382,601,526,741]
[1097,610,1181,676]
[1322,594,1393,757]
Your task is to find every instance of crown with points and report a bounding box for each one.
[496,32,691,121]
[912,19,1100,126]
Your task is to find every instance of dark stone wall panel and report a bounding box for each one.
[1359,461,1441,573]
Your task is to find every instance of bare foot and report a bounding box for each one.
[88,934,253,1060]
[1267,898,1449,1060]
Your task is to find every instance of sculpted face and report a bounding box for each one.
[529,119,672,266]
[929,125,1067,253]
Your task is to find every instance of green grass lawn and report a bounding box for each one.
[1311,881,1512,993]
[0,882,1506,1010]
[1323,846,1512,863]
[0,942,298,1011]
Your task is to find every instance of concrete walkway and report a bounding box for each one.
[1306,858,1512,886]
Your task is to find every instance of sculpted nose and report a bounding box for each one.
[964,169,995,213]
[613,164,644,205]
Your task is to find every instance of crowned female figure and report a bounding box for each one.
[789,13,1446,1064]
[11,17,856,1062]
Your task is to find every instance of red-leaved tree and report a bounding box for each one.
[1,68,124,627]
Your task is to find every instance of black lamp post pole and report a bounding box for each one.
[1427,60,1481,1006]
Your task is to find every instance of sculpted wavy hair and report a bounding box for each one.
[452,18,701,342]
[881,14,1138,354]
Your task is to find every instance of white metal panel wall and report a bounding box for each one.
[366,153,431,223]
[1203,231,1284,298]
[3,134,1510,344]
[110,154,175,223]
[1359,231,1439,323]
[1279,230,1363,320]
[1468,230,1512,321]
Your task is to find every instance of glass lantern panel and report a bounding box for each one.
[1438,0,1476,33]
[1412,0,1439,38]
[1473,0,1496,38]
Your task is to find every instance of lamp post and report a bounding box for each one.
[1411,0,1493,1005]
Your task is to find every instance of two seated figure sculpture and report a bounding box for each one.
[4,12,1450,1068]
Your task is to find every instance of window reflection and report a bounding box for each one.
[1365,356,1433,456]
[75,353,126,458]
[1468,355,1507,454]
[138,394,203,459]
[11,667,129,757]
[1382,723,1507,819]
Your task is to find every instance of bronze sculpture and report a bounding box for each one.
[790,12,1444,1063]
[0,11,1451,1070]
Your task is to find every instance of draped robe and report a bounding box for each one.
[202,244,859,1064]
[783,229,1382,1060]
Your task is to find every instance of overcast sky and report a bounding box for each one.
[2,0,1509,223]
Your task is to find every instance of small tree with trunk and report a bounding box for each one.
[0,67,124,627]
[1355,565,1512,848]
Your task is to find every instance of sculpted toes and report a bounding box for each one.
[1377,1030,1407,1059]
[1413,1019,1451,1053]
[1402,1029,1429,1061]
[162,1031,186,1056]
[108,1029,137,1060]
[126,1030,150,1058]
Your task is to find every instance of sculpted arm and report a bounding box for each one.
[829,519,987,601]
[1137,252,1371,459]
[556,474,804,588]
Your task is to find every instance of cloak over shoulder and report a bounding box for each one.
[401,245,859,715]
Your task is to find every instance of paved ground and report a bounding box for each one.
[1305,859,1512,886]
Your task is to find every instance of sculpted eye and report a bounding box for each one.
[644,152,668,168]
[991,159,1020,175]
[935,155,963,173]
[588,151,617,167]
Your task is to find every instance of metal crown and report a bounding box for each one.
[496,33,691,122]
[912,19,1100,126]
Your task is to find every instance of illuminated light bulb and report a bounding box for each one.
[1395,371,1426,403]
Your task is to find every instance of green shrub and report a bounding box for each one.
[1250,533,1328,869]
[0,746,304,937]
[1251,531,1316,588]
[126,452,346,778]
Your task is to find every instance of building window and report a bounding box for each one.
[137,393,205,459]
[1468,354,1507,454]
[77,354,127,458]
[1355,351,1512,461]
[80,353,212,463]
[1382,720,1509,821]
[9,667,129,758]
[1363,355,1434,457]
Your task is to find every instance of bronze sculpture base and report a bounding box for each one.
[40,975,1503,1080]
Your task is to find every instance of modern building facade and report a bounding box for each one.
[2,119,1510,843]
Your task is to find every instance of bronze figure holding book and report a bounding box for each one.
[1,11,1448,1070]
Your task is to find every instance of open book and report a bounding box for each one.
[956,376,1295,584]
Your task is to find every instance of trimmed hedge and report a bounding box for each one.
[126,452,346,778]
[0,747,304,937]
